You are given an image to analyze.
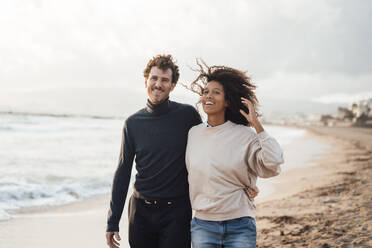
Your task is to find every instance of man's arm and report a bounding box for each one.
[107,120,135,232]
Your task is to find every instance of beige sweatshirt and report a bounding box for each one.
[185,121,284,221]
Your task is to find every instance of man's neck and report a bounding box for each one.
[148,98,167,105]
[146,98,170,114]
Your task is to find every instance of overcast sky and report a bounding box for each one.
[0,0,371,116]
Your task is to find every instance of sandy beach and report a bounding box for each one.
[0,126,371,247]
[256,126,372,247]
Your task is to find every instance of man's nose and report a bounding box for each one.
[154,79,162,87]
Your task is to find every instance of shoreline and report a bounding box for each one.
[1,125,320,219]
[1,125,371,247]
[256,129,331,203]
[0,124,314,219]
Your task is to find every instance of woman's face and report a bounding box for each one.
[201,80,228,116]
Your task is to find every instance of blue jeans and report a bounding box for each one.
[191,217,256,248]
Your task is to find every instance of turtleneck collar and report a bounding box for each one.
[146,98,170,115]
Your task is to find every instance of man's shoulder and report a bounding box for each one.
[124,108,147,125]
[170,100,194,110]
[170,101,198,114]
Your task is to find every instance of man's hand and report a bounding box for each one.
[245,186,259,200]
[106,231,121,248]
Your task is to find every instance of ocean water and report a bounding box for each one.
[0,113,322,221]
[256,125,329,199]
[0,113,124,220]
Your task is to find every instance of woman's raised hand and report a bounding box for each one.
[240,97,264,133]
[240,97,260,124]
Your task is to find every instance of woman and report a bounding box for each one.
[185,60,284,248]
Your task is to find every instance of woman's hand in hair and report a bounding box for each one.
[240,98,264,133]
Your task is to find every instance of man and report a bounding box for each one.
[105,54,202,248]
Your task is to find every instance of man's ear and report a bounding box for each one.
[145,79,148,88]
[170,82,176,91]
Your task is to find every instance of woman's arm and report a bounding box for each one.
[240,97,284,178]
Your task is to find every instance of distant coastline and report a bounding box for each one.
[0,110,122,120]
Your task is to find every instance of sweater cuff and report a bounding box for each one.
[106,224,119,233]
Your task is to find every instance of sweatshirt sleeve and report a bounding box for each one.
[246,130,284,178]
[106,120,135,232]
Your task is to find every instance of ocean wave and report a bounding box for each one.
[0,179,111,218]
[265,125,306,146]
[0,209,11,221]
[0,126,13,131]
[0,112,126,222]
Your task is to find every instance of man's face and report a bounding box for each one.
[145,66,175,104]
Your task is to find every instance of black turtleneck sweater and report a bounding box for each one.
[107,99,202,232]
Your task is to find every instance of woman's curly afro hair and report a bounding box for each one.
[185,58,259,126]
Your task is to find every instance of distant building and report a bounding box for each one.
[331,98,372,126]
[350,99,372,125]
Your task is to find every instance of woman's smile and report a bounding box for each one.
[201,80,228,115]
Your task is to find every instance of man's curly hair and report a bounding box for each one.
[143,54,180,84]
[185,58,259,126]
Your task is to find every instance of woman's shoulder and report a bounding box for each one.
[189,122,205,134]
[229,121,254,132]
[228,121,257,138]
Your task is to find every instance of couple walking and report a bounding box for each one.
[105,54,284,248]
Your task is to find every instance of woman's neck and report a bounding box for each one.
[207,114,226,127]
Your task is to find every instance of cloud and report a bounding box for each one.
[0,0,371,114]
